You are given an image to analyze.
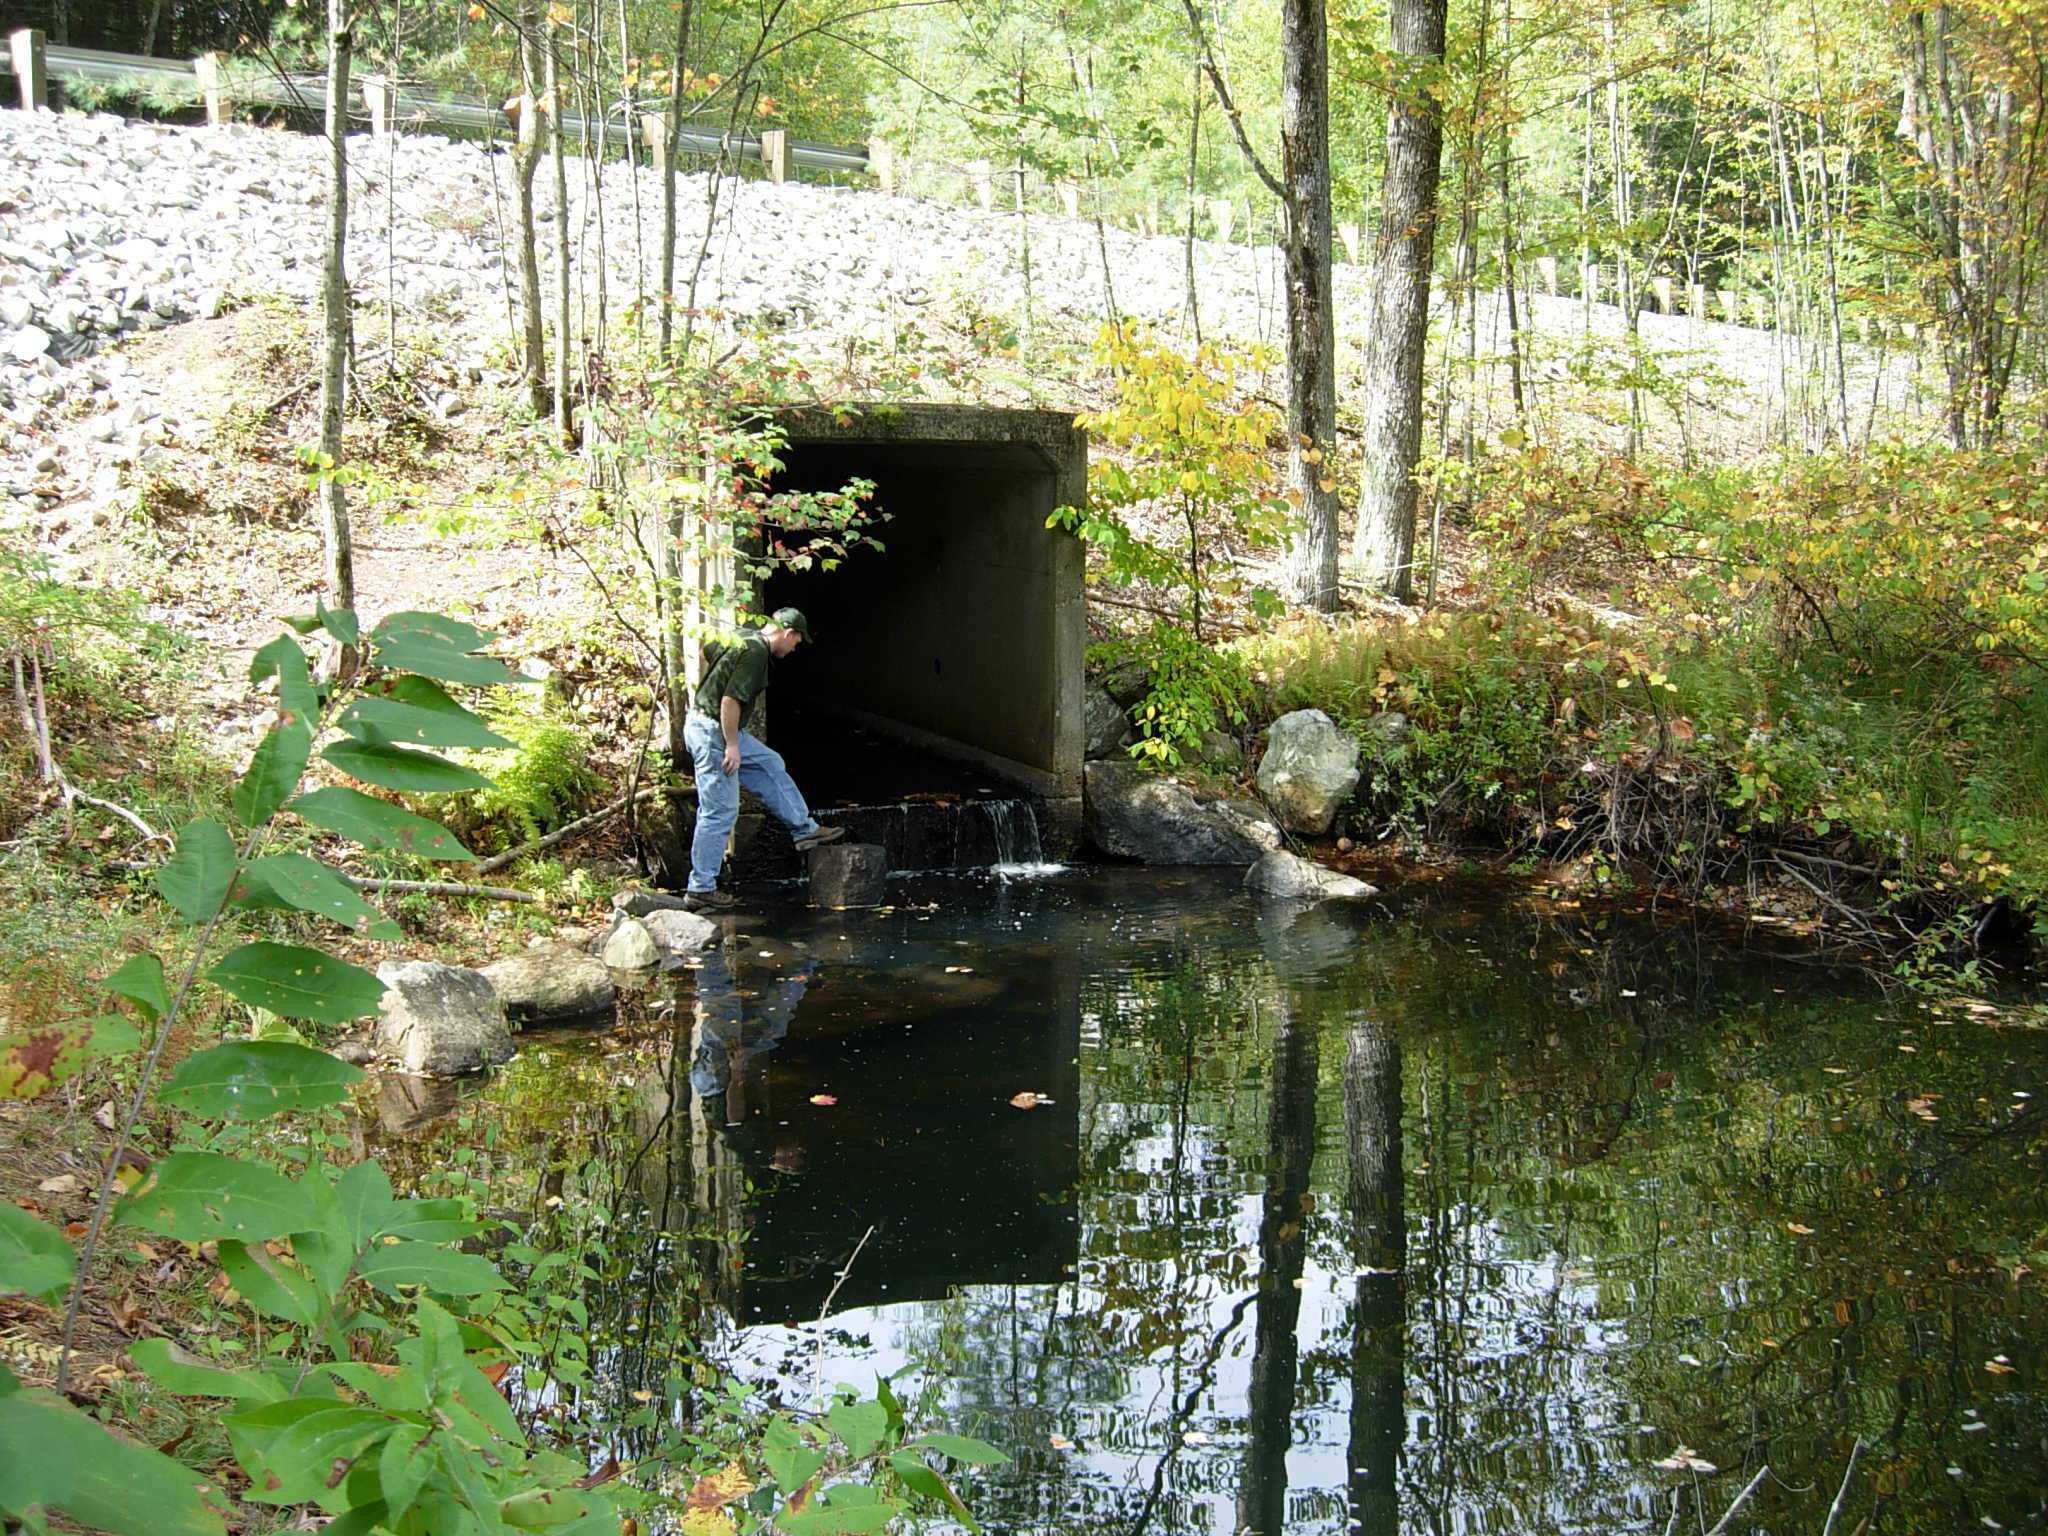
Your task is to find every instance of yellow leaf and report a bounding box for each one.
[681,1461,754,1536]
[1787,1222,1815,1235]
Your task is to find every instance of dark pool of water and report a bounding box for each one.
[380,868,2048,1534]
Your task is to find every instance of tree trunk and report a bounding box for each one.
[546,27,574,443]
[658,0,695,355]
[1237,1000,1320,1536]
[317,0,356,631]
[512,0,547,416]
[1279,0,1339,613]
[1350,0,1447,599]
[1344,1018,1405,1535]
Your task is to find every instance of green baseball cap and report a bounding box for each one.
[771,606,813,642]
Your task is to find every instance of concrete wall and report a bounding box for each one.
[760,405,1087,796]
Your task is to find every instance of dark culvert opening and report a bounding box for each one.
[727,408,1087,877]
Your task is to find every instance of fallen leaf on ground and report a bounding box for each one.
[94,1101,116,1130]
[37,1174,79,1195]
[809,1094,838,1106]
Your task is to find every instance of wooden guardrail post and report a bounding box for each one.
[969,159,994,210]
[759,127,790,183]
[868,137,895,192]
[1058,181,1080,218]
[1650,275,1674,313]
[1535,255,1558,294]
[362,73,393,136]
[1336,221,1361,264]
[640,114,669,179]
[9,29,45,111]
[1579,261,1600,303]
[193,51,228,126]
[1720,288,1741,322]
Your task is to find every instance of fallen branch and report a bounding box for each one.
[474,788,662,874]
[341,875,542,904]
[12,650,171,849]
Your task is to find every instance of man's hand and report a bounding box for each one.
[719,695,743,775]
[720,740,740,775]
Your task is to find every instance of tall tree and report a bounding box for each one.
[657,2,694,354]
[511,0,548,417]
[316,0,356,641]
[1182,0,1340,612]
[1351,0,1449,599]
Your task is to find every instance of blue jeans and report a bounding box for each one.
[683,713,822,892]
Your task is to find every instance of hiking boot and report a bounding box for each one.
[793,823,848,853]
[682,888,737,912]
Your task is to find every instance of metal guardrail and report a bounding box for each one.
[5,39,870,175]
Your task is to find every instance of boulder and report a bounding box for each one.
[809,842,890,907]
[1084,682,1136,760]
[612,886,692,919]
[1084,760,1282,865]
[1101,658,1153,707]
[481,943,616,1024]
[374,960,512,1076]
[1244,849,1378,902]
[1198,729,1246,776]
[1360,710,1411,768]
[602,916,660,971]
[1257,709,1361,836]
[375,1072,465,1134]
[643,907,720,953]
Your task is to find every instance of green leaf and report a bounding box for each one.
[162,1042,365,1121]
[103,953,170,1022]
[79,1013,142,1059]
[780,1501,899,1536]
[885,1453,978,1532]
[322,739,494,794]
[0,1204,73,1301]
[319,1501,389,1536]
[0,1385,229,1535]
[906,1432,1009,1466]
[249,634,319,726]
[225,1398,397,1511]
[378,1423,435,1522]
[157,820,237,923]
[233,721,314,828]
[219,1240,322,1325]
[233,853,401,939]
[501,1486,602,1530]
[116,1152,318,1243]
[130,1340,288,1404]
[289,786,477,862]
[373,634,528,689]
[825,1398,889,1460]
[338,682,514,750]
[356,1240,505,1297]
[763,1417,829,1499]
[207,942,387,1026]
[319,602,362,649]
[372,611,493,653]
[377,1198,485,1245]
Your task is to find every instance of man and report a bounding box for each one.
[683,606,845,911]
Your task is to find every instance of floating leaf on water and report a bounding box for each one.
[809,1094,838,1106]
[1652,1445,1718,1473]
[1181,1430,1210,1446]
[1049,1434,1074,1451]
[1823,1066,1850,1074]
[1985,1359,2015,1375]
[1009,1092,1053,1109]
[1787,1222,1816,1235]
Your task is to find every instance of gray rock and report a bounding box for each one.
[1256,709,1361,836]
[0,294,32,328]
[809,841,889,907]
[9,327,49,363]
[1101,658,1153,707]
[481,942,616,1024]
[602,915,660,970]
[612,886,692,918]
[374,959,512,1076]
[1199,729,1246,776]
[1084,682,1136,760]
[642,907,720,953]
[1084,759,1282,865]
[331,1036,376,1065]
[1360,710,1411,766]
[1245,849,1378,901]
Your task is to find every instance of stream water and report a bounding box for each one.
[375,868,2048,1534]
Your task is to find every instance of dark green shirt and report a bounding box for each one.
[694,634,772,727]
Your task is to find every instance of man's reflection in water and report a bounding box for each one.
[689,947,814,1129]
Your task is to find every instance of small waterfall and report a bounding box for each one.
[983,798,1044,866]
